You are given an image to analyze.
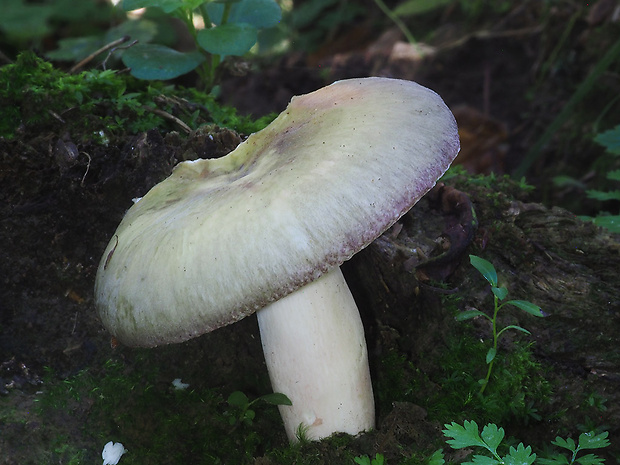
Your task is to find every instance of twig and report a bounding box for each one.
[70,36,131,74]
[80,151,92,187]
[143,106,192,134]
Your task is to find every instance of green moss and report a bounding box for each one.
[34,356,290,464]
[0,52,274,140]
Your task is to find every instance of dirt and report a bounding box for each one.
[1,2,620,464]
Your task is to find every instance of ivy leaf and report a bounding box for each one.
[197,23,257,56]
[443,420,486,449]
[505,300,546,317]
[469,255,498,287]
[122,44,205,80]
[578,431,610,450]
[504,443,536,465]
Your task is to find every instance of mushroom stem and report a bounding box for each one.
[256,267,375,441]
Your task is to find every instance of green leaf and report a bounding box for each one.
[104,18,158,45]
[586,189,620,201]
[207,0,281,28]
[0,0,54,40]
[552,175,586,189]
[578,431,610,450]
[505,443,536,465]
[486,348,496,364]
[551,437,577,453]
[498,325,532,338]
[443,420,486,449]
[594,125,620,155]
[427,449,445,465]
[492,286,508,301]
[227,390,249,407]
[505,300,546,317]
[575,453,605,465]
[372,453,385,465]
[592,215,620,233]
[469,455,501,465]
[260,392,292,406]
[197,23,257,56]
[481,423,504,453]
[122,44,205,80]
[393,0,452,17]
[456,309,488,321]
[122,0,185,13]
[607,169,620,181]
[469,255,498,287]
[537,454,570,465]
[47,36,103,61]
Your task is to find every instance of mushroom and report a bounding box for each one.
[94,77,459,441]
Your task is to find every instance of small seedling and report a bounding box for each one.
[119,0,281,90]
[354,453,385,465]
[441,420,610,465]
[443,420,536,465]
[225,390,291,429]
[538,431,611,465]
[459,255,546,394]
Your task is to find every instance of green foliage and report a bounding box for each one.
[427,449,446,465]
[461,255,545,394]
[0,0,114,44]
[581,125,620,233]
[539,431,610,465]
[354,453,385,465]
[440,421,610,465]
[443,420,536,465]
[225,390,291,429]
[119,0,281,90]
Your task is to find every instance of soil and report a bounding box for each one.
[1,2,620,464]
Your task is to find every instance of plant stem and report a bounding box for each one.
[372,0,417,45]
[480,295,500,395]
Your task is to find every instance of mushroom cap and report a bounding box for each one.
[95,77,460,347]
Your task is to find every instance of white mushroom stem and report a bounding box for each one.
[256,267,375,441]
